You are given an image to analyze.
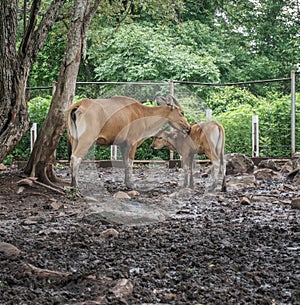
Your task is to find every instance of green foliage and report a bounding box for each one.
[89,23,220,84]
[255,93,291,157]
[217,104,254,156]
[214,0,300,86]
[64,186,78,198]
[135,138,170,160]
[214,90,297,157]
[207,87,259,115]
[28,96,51,122]
[29,25,66,88]
[5,96,69,164]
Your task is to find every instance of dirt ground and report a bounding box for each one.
[0,162,299,305]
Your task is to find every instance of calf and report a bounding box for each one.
[151,121,226,192]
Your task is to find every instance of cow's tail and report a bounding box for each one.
[67,107,79,161]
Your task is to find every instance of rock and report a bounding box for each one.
[113,191,131,199]
[16,186,26,194]
[254,168,282,180]
[287,168,300,182]
[84,196,99,202]
[111,279,133,298]
[169,188,193,198]
[239,197,251,205]
[280,160,293,174]
[100,228,119,238]
[134,303,171,305]
[127,190,140,197]
[82,196,180,225]
[50,200,62,210]
[226,153,254,175]
[0,163,7,171]
[258,159,280,171]
[227,175,256,190]
[250,195,278,203]
[0,242,21,258]
[22,216,44,225]
[291,198,300,209]
[292,158,300,170]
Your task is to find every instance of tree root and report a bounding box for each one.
[22,263,71,281]
[17,177,65,195]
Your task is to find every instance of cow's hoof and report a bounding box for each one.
[126,182,135,190]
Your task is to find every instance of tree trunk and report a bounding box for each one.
[24,0,100,185]
[0,0,29,162]
[0,0,66,163]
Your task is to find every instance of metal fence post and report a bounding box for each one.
[169,80,174,160]
[291,70,296,156]
[111,145,118,160]
[170,80,174,96]
[30,123,37,152]
[252,115,259,157]
[205,109,212,118]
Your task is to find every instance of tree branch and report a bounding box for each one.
[18,0,67,70]
[82,0,101,59]
[19,0,41,56]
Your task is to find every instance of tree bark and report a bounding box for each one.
[24,0,100,185]
[0,0,66,163]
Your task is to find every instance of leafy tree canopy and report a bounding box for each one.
[89,22,221,83]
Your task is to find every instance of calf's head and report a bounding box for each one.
[151,129,181,149]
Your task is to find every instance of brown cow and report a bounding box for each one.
[151,121,226,192]
[66,95,190,189]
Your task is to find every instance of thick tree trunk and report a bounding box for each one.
[0,0,66,163]
[24,0,100,185]
[0,0,30,162]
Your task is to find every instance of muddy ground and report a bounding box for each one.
[0,162,299,305]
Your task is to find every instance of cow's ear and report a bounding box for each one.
[155,96,166,106]
[166,95,180,108]
[165,95,174,110]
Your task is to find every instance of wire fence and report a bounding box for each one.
[25,73,299,160]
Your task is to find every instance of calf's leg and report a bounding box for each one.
[183,162,189,187]
[188,155,194,188]
[208,160,218,192]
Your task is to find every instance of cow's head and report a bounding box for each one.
[155,95,191,134]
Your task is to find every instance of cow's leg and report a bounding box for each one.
[120,145,134,189]
[70,155,82,188]
[70,137,95,189]
[128,142,140,182]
